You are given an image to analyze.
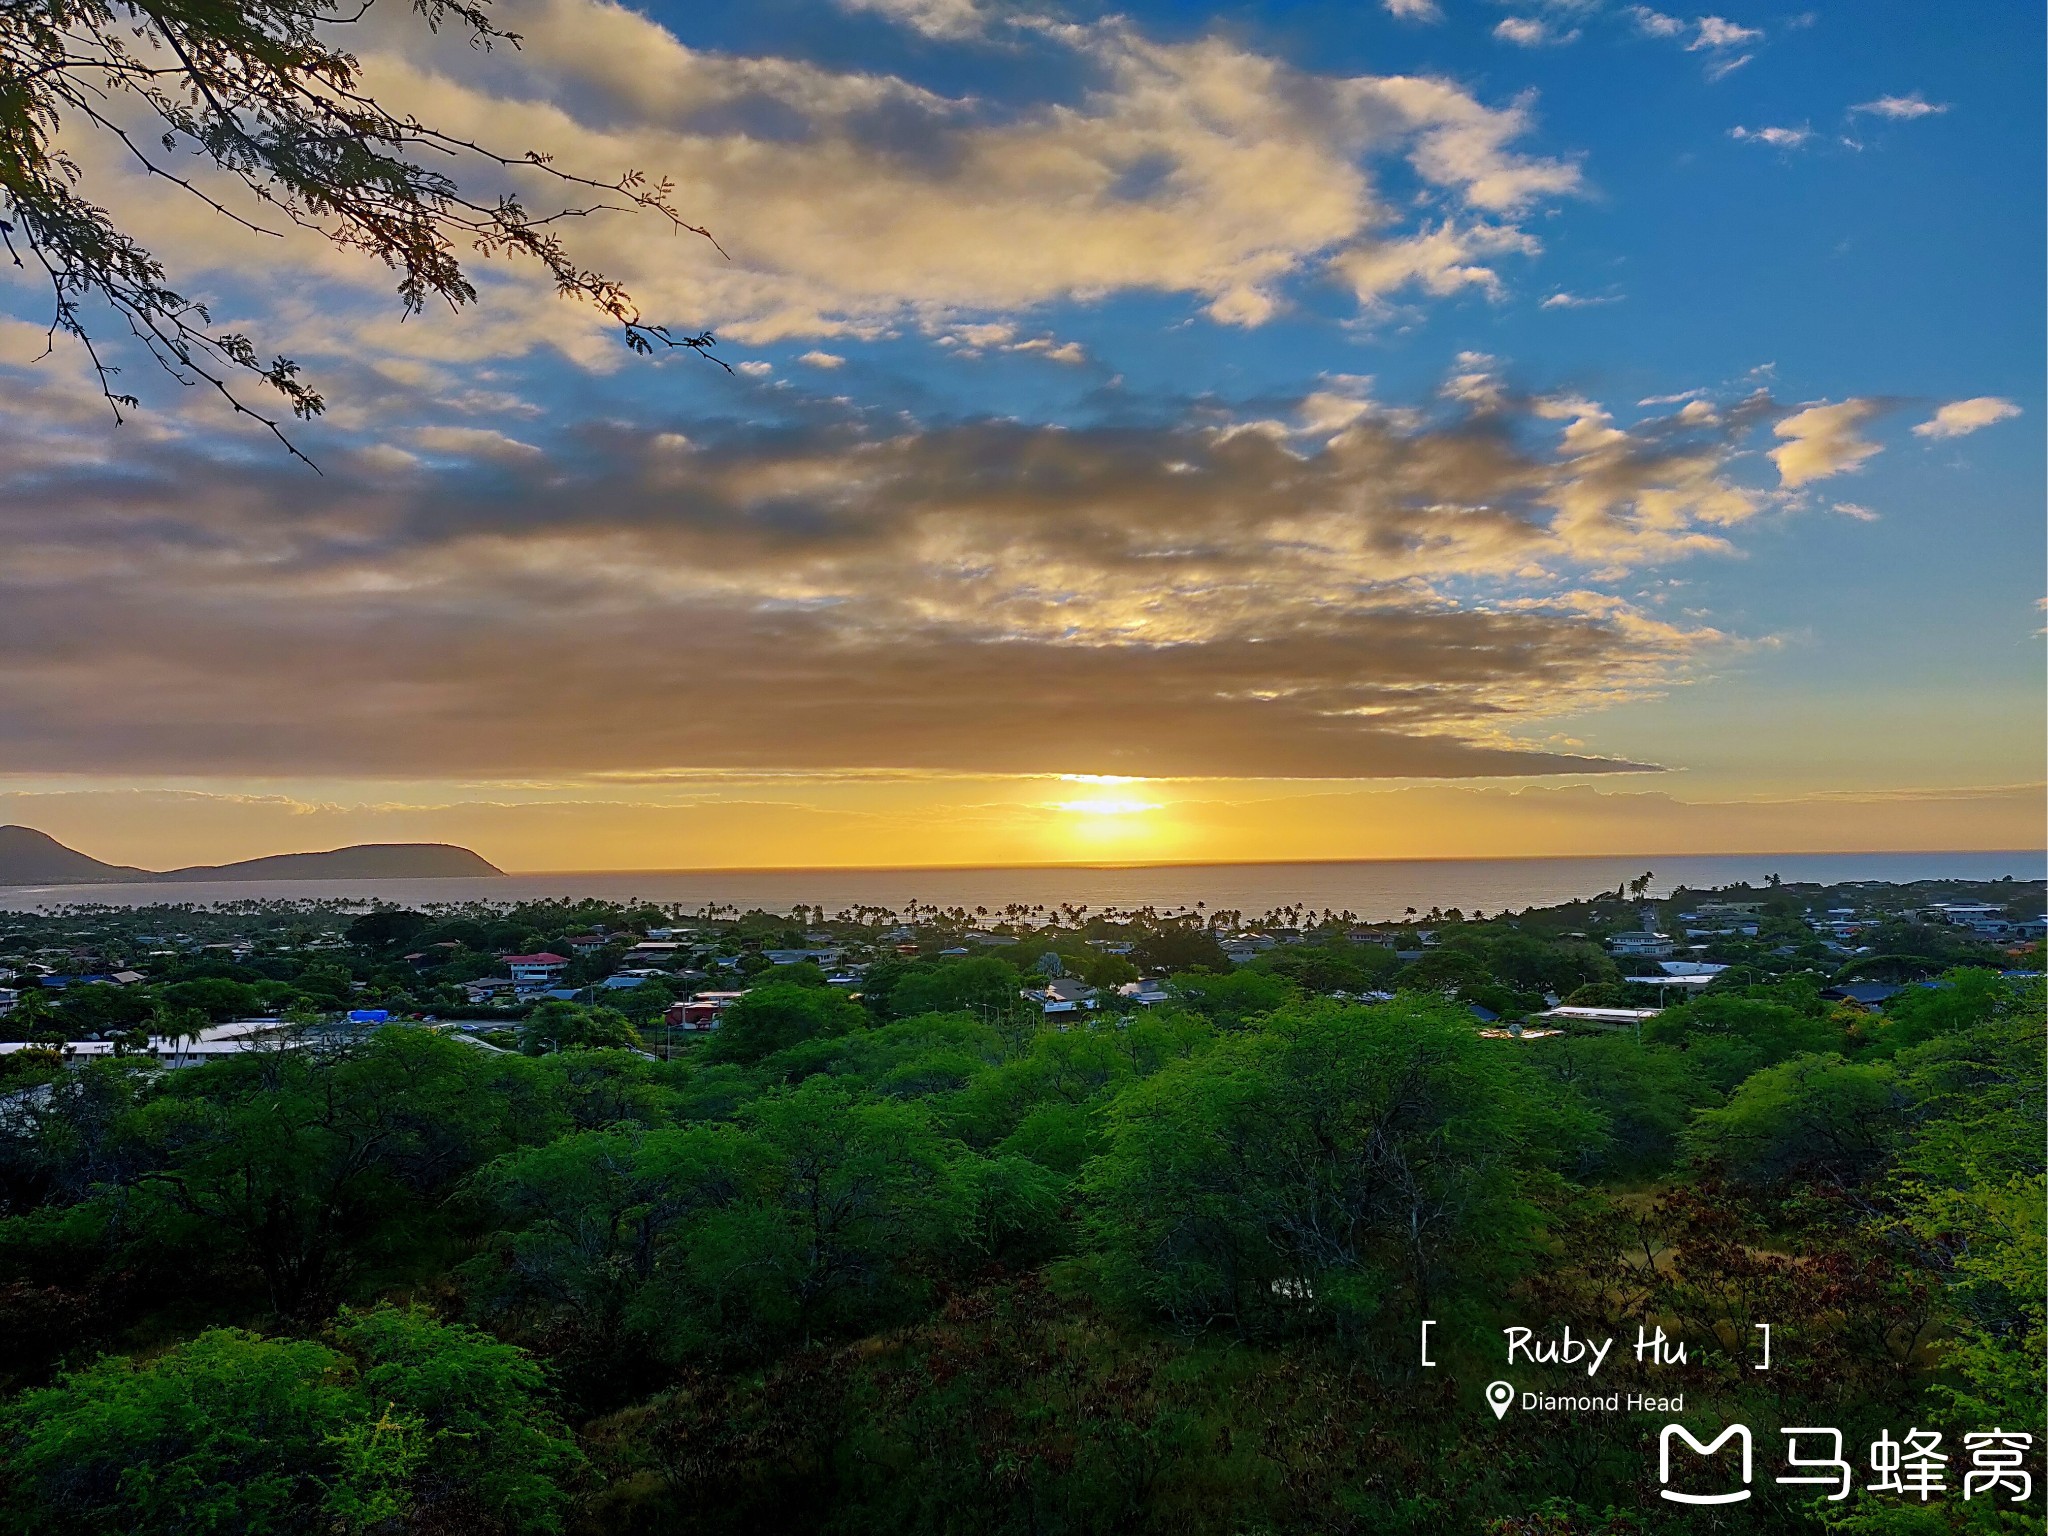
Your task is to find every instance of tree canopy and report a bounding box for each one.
[1,0,722,459]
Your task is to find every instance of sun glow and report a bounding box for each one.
[1053,796,1164,817]
[1043,777,1173,849]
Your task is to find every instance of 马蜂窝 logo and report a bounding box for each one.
[1658,1424,1752,1505]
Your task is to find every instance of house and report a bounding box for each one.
[1118,978,1171,1007]
[1024,977,1098,1017]
[462,977,515,1004]
[1692,901,1762,920]
[1609,931,1677,960]
[1820,981,1905,1010]
[0,1020,295,1069]
[567,933,610,956]
[1220,934,1277,964]
[504,953,570,990]
[603,970,671,989]
[1532,1005,1662,1031]
[664,991,746,1031]
[764,948,844,968]
[622,942,687,968]
[1621,960,1727,994]
[1929,903,2006,925]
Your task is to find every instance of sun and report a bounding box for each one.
[1054,796,1164,817]
[1040,776,1177,853]
[1051,775,1163,819]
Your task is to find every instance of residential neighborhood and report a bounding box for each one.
[1,873,2040,1064]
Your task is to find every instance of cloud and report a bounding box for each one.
[48,0,1582,369]
[0,363,1805,783]
[798,350,847,368]
[1690,16,1762,49]
[410,425,544,458]
[1729,125,1810,148]
[1383,0,1443,19]
[1335,220,1539,305]
[1852,93,1949,120]
[1010,337,1088,364]
[1625,6,1686,37]
[1913,396,2020,439]
[11,779,2041,873]
[1540,290,1620,308]
[1832,501,1880,522]
[1702,52,1752,80]
[837,0,988,38]
[1770,399,1883,486]
[935,322,1088,363]
[1494,16,1578,46]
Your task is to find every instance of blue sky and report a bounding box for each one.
[0,0,2038,867]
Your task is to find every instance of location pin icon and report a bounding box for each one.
[1486,1380,1515,1421]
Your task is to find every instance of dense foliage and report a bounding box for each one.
[0,881,2040,1533]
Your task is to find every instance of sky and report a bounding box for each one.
[0,0,2040,872]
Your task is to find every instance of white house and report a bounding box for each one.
[1609,931,1677,960]
[1533,1005,1663,1031]
[504,953,570,990]
[1024,977,1099,1017]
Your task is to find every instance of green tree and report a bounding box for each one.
[1640,993,1844,1092]
[345,909,428,952]
[2,0,719,458]
[466,1124,768,1373]
[1076,953,1141,989]
[54,982,150,1037]
[1165,967,1295,1027]
[706,983,865,1066]
[883,958,1023,1021]
[1132,927,1230,974]
[1872,968,2008,1054]
[1250,941,1400,995]
[518,999,641,1055]
[127,1029,516,1314]
[724,1080,965,1346]
[613,976,681,1027]
[0,1309,582,1536]
[1524,1033,1709,1178]
[334,1304,585,1532]
[0,1329,389,1535]
[161,977,264,1022]
[0,986,63,1044]
[1684,1053,1905,1185]
[1086,998,1592,1334]
[1886,980,2045,1428]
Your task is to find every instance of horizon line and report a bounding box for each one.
[493,847,2048,879]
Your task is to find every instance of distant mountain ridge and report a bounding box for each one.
[0,826,502,886]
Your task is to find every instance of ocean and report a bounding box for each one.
[0,850,2040,921]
